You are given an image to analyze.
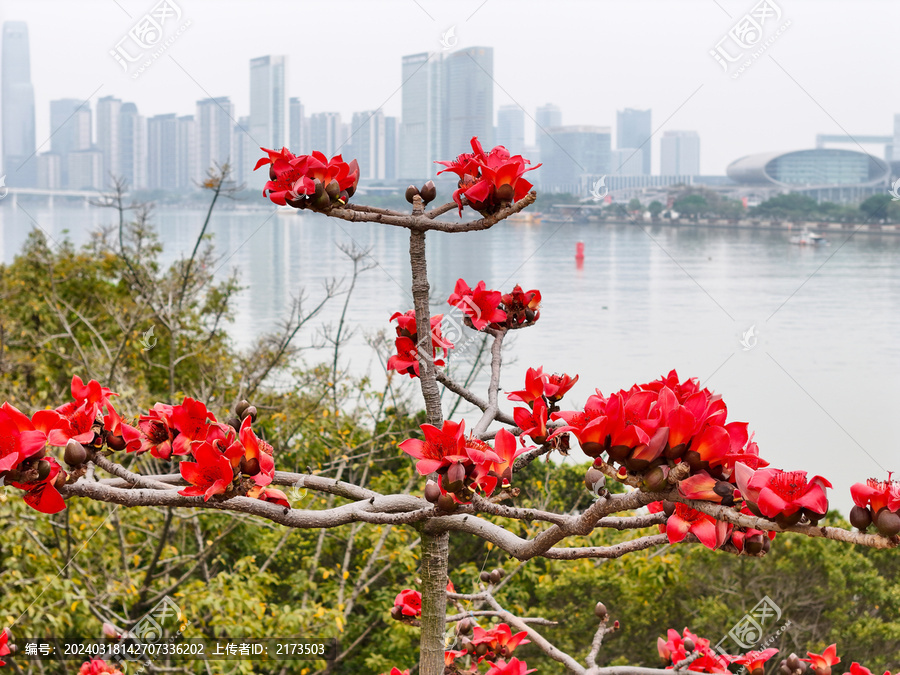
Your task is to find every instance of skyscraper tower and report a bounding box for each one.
[97,96,123,185]
[444,46,493,156]
[399,52,444,180]
[249,55,287,187]
[2,22,37,187]
[616,108,652,175]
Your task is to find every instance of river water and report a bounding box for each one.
[3,202,899,514]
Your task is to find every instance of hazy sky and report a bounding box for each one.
[3,0,899,174]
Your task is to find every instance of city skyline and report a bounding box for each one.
[3,0,899,183]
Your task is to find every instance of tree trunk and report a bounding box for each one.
[407,206,449,675]
[419,529,449,675]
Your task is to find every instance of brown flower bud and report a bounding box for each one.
[786,654,801,671]
[436,494,458,513]
[662,500,676,517]
[420,181,437,205]
[683,638,695,652]
[235,400,251,416]
[495,183,515,203]
[54,471,68,489]
[390,606,403,621]
[64,439,88,466]
[37,459,52,481]
[405,185,420,204]
[105,434,126,452]
[479,571,491,583]
[241,457,261,477]
[594,602,608,619]
[489,570,501,585]
[744,534,764,555]
[424,480,441,503]
[875,508,900,537]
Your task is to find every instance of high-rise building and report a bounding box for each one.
[119,102,146,190]
[535,104,562,135]
[176,115,195,187]
[67,149,103,190]
[496,105,525,152]
[50,99,92,187]
[249,55,287,188]
[96,96,122,185]
[538,125,611,193]
[384,116,398,181]
[2,22,37,187]
[399,52,444,180]
[610,148,643,176]
[660,130,700,176]
[147,113,178,190]
[233,116,254,186]
[444,47,493,157]
[617,108,652,175]
[289,98,306,154]
[309,112,342,158]
[350,110,386,180]
[196,97,234,180]
[36,153,62,189]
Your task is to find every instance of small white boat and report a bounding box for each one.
[789,229,827,246]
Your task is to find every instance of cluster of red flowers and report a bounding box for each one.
[549,369,838,550]
[508,366,578,446]
[447,280,541,331]
[386,310,454,378]
[657,625,892,674]
[255,147,360,210]
[0,376,286,514]
[400,422,525,506]
[78,659,125,675]
[436,136,540,216]
[0,630,9,668]
[849,474,900,537]
[657,628,733,672]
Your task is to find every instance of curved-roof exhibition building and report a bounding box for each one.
[726,148,890,187]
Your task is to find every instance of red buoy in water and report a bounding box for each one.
[575,241,585,260]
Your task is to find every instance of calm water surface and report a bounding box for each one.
[3,203,899,513]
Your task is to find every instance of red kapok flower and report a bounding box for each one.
[501,285,541,326]
[393,589,422,617]
[247,485,290,507]
[507,366,547,406]
[851,476,900,514]
[239,416,275,487]
[0,402,47,473]
[448,279,507,331]
[169,397,217,456]
[484,658,537,675]
[513,398,548,444]
[802,644,840,671]
[255,147,359,209]
[386,310,453,378]
[78,659,125,675]
[544,372,579,402]
[742,466,832,520]
[102,404,141,453]
[137,403,176,459]
[731,648,779,669]
[491,428,527,487]
[8,457,66,514]
[379,669,410,675]
[177,442,234,501]
[437,137,540,216]
[664,503,731,551]
[0,628,10,667]
[472,624,531,658]
[847,665,875,675]
[399,420,467,475]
